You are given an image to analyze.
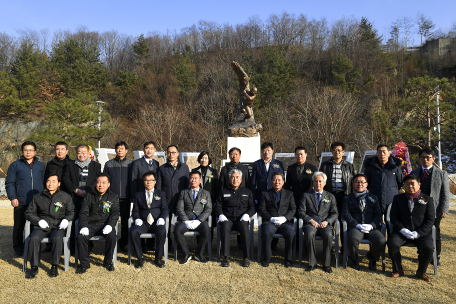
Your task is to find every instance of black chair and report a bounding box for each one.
[216,216,255,261]
[74,219,118,269]
[22,220,72,272]
[298,218,340,268]
[172,215,212,261]
[342,220,386,271]
[257,215,297,263]
[385,204,438,275]
[127,217,169,265]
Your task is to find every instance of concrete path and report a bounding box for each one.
[0,200,11,208]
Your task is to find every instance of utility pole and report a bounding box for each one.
[95,100,105,149]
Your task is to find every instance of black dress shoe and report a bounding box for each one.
[135,258,145,269]
[367,252,377,271]
[221,256,230,267]
[104,263,115,271]
[49,265,59,277]
[14,250,23,258]
[76,266,88,274]
[305,265,316,272]
[241,258,250,267]
[261,260,269,267]
[194,255,208,263]
[351,258,360,271]
[154,259,165,268]
[284,260,293,268]
[323,267,333,273]
[25,266,38,279]
[180,253,192,265]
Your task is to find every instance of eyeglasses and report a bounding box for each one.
[332,149,344,153]
[419,157,433,160]
[23,149,35,152]
[144,179,156,183]
[168,151,178,154]
[353,181,367,184]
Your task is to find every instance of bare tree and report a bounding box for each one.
[417,13,435,45]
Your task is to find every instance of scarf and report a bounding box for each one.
[75,158,91,169]
[354,190,369,211]
[405,189,421,200]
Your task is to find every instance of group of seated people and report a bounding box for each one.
[23,167,436,283]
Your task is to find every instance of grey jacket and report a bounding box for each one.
[298,190,338,227]
[411,166,450,216]
[176,188,212,222]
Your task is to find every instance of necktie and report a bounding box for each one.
[193,190,198,203]
[146,191,154,225]
[359,198,365,212]
[422,169,427,181]
[149,160,153,166]
[316,193,321,206]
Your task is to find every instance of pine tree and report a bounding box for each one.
[173,54,198,96]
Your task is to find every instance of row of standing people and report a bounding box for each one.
[6,141,449,276]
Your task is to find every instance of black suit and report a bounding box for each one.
[250,158,284,201]
[284,162,317,215]
[388,193,435,273]
[298,190,338,267]
[45,156,71,193]
[174,188,212,257]
[342,193,385,261]
[130,189,168,260]
[219,162,250,191]
[62,160,101,251]
[195,165,219,235]
[259,188,296,261]
[130,158,160,195]
[156,161,189,214]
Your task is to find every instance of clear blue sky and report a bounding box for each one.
[1,0,455,45]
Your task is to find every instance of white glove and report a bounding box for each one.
[135,219,143,226]
[157,218,165,226]
[80,227,89,236]
[356,224,363,231]
[185,221,193,229]
[59,219,69,229]
[360,229,370,234]
[240,214,250,221]
[411,231,420,239]
[103,225,112,234]
[400,228,414,239]
[270,217,277,224]
[218,215,228,222]
[276,216,287,225]
[361,224,373,232]
[38,220,49,229]
[192,220,201,228]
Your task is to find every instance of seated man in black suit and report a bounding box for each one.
[342,173,385,271]
[299,171,338,273]
[259,172,296,268]
[214,169,255,267]
[130,172,168,268]
[174,171,212,264]
[24,174,74,278]
[76,173,119,274]
[388,174,435,282]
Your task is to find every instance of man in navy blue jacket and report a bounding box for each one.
[156,145,189,246]
[6,141,45,257]
[130,172,168,268]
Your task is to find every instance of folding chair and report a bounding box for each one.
[74,220,118,268]
[172,215,212,261]
[257,215,297,263]
[386,204,438,275]
[216,215,255,261]
[127,217,169,265]
[298,218,340,268]
[22,220,72,272]
[342,220,386,271]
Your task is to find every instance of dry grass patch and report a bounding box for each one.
[0,206,456,303]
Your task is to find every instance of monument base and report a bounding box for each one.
[225,133,261,163]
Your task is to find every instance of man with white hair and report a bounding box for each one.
[298,171,338,273]
[214,169,255,267]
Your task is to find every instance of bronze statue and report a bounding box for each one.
[231,61,257,121]
[228,61,262,137]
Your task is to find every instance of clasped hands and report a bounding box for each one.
[184,220,201,230]
[309,219,328,228]
[400,228,420,239]
[135,218,165,226]
[356,224,373,233]
[270,216,287,226]
[218,214,250,222]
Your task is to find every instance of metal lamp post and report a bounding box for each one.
[95,101,105,149]
[436,91,443,168]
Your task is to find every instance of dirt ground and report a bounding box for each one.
[0,205,455,303]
